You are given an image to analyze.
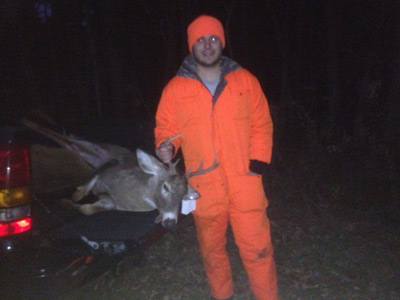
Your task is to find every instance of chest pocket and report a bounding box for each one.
[221,89,251,119]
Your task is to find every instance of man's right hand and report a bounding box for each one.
[156,143,174,163]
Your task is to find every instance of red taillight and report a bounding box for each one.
[0,129,32,237]
[0,142,31,189]
[0,142,32,208]
[0,217,31,236]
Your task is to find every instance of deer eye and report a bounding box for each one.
[162,182,171,194]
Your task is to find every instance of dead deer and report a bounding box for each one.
[62,147,217,229]
[22,119,218,229]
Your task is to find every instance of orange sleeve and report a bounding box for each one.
[154,81,182,152]
[248,75,274,164]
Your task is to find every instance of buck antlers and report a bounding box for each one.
[163,133,182,146]
[186,153,219,178]
[161,133,219,178]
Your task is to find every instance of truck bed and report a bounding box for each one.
[0,120,173,300]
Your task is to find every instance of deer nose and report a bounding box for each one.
[162,218,177,231]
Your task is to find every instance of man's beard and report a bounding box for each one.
[193,51,221,67]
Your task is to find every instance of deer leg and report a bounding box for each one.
[71,176,99,202]
[60,194,116,215]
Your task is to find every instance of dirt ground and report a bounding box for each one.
[58,149,400,300]
[57,209,399,300]
[5,119,395,300]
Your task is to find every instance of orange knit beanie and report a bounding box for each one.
[187,15,225,52]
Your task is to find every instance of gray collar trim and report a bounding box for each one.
[176,54,241,80]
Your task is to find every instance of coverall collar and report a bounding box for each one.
[177,54,242,105]
[177,54,241,80]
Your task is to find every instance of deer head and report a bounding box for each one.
[137,133,219,229]
[136,149,197,230]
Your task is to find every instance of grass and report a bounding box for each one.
[59,145,399,300]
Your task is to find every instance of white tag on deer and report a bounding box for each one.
[181,199,196,215]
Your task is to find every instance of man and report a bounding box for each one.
[155,15,279,300]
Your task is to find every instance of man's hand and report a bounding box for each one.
[156,143,174,163]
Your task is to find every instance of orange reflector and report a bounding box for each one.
[0,217,31,236]
[0,186,31,208]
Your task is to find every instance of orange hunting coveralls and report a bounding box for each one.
[155,55,278,300]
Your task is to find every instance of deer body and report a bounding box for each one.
[63,149,199,229]
[23,119,210,229]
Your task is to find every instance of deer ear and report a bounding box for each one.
[136,149,164,175]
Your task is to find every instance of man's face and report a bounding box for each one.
[192,35,223,67]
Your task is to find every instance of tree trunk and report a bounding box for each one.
[0,1,37,121]
[384,6,400,179]
[270,0,293,127]
[100,1,127,119]
[224,0,239,60]
[84,1,103,119]
[324,1,340,144]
